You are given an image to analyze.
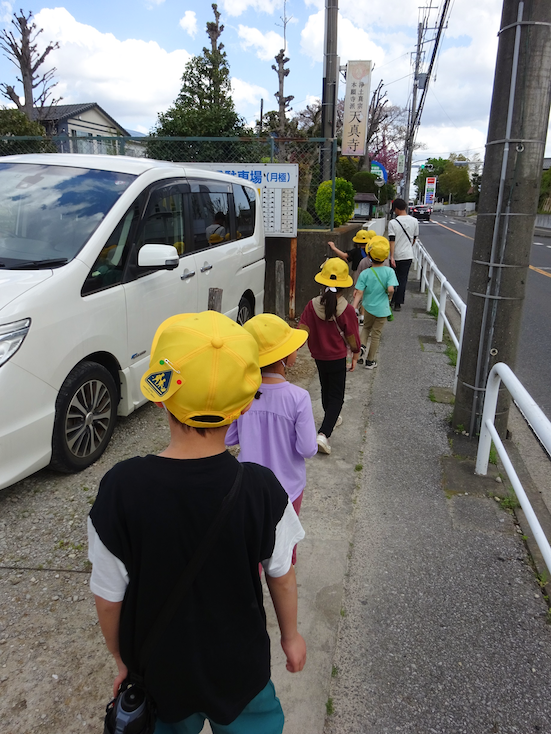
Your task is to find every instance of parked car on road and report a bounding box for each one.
[410,204,432,221]
[0,154,265,489]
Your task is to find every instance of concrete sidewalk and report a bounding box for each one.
[267,282,551,733]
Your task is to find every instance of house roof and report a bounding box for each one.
[354,193,379,203]
[32,103,129,136]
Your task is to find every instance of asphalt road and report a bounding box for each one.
[418,213,551,419]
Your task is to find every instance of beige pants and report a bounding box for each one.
[361,313,387,361]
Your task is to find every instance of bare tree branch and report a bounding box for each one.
[0,9,61,121]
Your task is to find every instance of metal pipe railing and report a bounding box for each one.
[413,240,467,393]
[476,362,551,574]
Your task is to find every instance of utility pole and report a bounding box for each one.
[402,21,423,203]
[453,0,551,438]
[320,0,338,181]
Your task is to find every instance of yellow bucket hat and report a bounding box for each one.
[314,257,353,289]
[368,236,390,263]
[352,229,371,244]
[243,314,308,368]
[140,311,261,427]
[364,229,377,239]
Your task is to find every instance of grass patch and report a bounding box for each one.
[499,490,520,512]
[331,665,339,678]
[429,388,436,402]
[354,464,363,472]
[444,339,458,367]
[430,299,439,318]
[340,608,347,617]
[489,442,498,465]
[326,698,334,715]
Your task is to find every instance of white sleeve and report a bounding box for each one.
[262,500,305,578]
[87,516,129,602]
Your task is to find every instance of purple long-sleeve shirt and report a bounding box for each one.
[225,381,318,502]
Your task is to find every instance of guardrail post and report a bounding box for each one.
[436,285,447,342]
[453,302,466,395]
[426,268,435,312]
[475,367,501,475]
[420,258,427,293]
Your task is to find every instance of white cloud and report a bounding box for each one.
[0,2,12,23]
[416,124,487,161]
[231,77,270,111]
[300,11,386,66]
[238,24,285,61]
[179,10,198,38]
[34,8,191,132]
[221,0,280,17]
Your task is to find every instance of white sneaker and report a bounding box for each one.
[317,433,331,454]
[335,415,343,428]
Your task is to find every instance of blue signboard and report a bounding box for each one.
[370,161,388,183]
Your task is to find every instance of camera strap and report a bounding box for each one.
[136,463,244,676]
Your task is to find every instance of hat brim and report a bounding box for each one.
[315,272,353,288]
[258,328,308,367]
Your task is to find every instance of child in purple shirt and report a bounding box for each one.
[225,314,318,564]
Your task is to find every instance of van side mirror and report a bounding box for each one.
[138,244,179,270]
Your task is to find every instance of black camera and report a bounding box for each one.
[104,682,155,734]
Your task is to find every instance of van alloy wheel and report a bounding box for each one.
[237,296,253,325]
[50,361,118,473]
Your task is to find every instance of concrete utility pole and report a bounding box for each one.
[453,0,551,438]
[402,21,423,203]
[320,0,338,181]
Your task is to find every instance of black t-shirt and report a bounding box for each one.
[347,246,366,271]
[90,451,288,724]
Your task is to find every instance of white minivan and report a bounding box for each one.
[0,154,265,489]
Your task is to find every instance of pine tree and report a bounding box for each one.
[153,4,242,140]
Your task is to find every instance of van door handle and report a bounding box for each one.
[201,263,213,273]
[181,269,196,280]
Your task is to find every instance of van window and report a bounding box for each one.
[0,163,135,268]
[189,180,232,251]
[233,184,255,239]
[137,186,186,256]
[81,203,139,295]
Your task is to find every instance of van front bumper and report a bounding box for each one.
[0,361,57,490]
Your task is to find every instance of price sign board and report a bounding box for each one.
[424,176,437,204]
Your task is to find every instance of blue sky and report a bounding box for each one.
[1,0,545,163]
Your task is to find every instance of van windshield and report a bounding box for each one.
[0,162,136,268]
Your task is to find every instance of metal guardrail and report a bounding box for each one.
[476,362,551,574]
[412,241,551,573]
[413,239,466,394]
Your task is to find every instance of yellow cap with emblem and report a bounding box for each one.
[140,311,261,427]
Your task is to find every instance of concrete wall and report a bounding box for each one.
[536,214,551,229]
[264,223,363,317]
[432,202,476,214]
[361,218,386,236]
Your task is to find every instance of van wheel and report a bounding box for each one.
[237,296,253,325]
[50,361,118,473]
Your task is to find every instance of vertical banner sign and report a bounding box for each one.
[424,176,437,204]
[397,153,405,174]
[342,60,372,156]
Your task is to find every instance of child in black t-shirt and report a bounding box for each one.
[88,311,306,732]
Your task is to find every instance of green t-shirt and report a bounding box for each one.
[356,266,399,317]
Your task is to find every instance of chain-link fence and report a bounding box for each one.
[0,135,339,229]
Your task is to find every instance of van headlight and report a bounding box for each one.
[0,318,31,367]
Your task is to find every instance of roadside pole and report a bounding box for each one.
[320,0,338,182]
[453,0,551,438]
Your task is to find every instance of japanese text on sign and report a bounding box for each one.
[342,60,372,157]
